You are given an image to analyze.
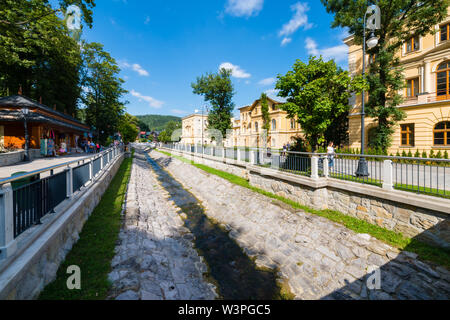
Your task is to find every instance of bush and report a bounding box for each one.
[444,151,449,160]
[422,151,427,158]
[436,151,443,159]
[429,150,435,158]
[414,150,420,158]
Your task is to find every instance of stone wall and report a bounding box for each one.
[167,148,450,249]
[0,150,24,167]
[0,153,124,300]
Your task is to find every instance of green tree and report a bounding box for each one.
[275,56,364,151]
[0,0,86,115]
[260,93,271,133]
[321,0,448,152]
[191,68,235,138]
[118,113,139,144]
[81,42,127,144]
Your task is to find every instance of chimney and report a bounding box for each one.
[18,85,22,95]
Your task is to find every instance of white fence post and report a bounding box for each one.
[323,157,329,178]
[383,160,394,191]
[221,147,225,161]
[100,154,104,171]
[89,159,93,181]
[250,150,256,164]
[311,155,319,180]
[66,166,73,199]
[0,183,17,260]
[237,148,241,162]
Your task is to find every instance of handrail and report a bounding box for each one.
[0,147,122,186]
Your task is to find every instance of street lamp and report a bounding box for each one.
[21,107,30,162]
[356,5,381,177]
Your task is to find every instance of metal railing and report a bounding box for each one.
[162,143,450,199]
[0,146,124,242]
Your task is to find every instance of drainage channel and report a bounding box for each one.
[143,151,288,300]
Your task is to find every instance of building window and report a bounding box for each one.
[290,119,295,129]
[272,104,277,111]
[437,61,450,100]
[401,124,415,147]
[406,78,419,97]
[255,122,259,132]
[441,23,450,42]
[434,121,450,146]
[368,53,377,64]
[405,35,420,53]
[272,119,277,131]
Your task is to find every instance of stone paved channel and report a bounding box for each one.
[149,149,450,300]
[107,152,217,300]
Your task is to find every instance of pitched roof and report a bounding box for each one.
[0,95,89,132]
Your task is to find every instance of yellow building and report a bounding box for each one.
[180,113,209,145]
[346,9,450,154]
[233,97,303,149]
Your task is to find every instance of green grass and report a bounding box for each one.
[158,150,450,269]
[38,152,134,300]
[394,184,450,199]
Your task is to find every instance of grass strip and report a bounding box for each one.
[158,150,450,269]
[38,153,133,300]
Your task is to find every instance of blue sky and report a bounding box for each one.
[80,0,349,118]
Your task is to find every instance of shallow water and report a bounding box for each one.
[143,151,284,300]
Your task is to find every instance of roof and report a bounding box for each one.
[239,97,283,111]
[182,113,209,120]
[0,95,89,132]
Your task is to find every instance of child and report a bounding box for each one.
[327,142,335,168]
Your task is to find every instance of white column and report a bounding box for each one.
[221,148,225,161]
[0,183,17,260]
[382,160,394,191]
[250,150,256,164]
[66,166,73,199]
[424,61,431,93]
[100,154,104,170]
[323,157,329,178]
[89,160,93,181]
[311,155,319,180]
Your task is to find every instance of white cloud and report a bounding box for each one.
[305,37,348,63]
[130,90,164,108]
[265,89,287,102]
[279,2,312,46]
[219,62,251,79]
[225,0,264,17]
[281,37,292,47]
[258,77,276,86]
[121,62,149,77]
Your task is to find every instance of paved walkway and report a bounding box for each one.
[107,153,217,300]
[150,149,450,300]
[0,153,90,180]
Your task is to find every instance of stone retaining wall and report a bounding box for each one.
[0,153,124,300]
[168,148,450,249]
[0,150,24,167]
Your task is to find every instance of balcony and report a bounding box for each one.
[398,92,450,107]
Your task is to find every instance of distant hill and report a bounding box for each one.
[136,114,181,132]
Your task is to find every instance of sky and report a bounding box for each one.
[79,0,349,118]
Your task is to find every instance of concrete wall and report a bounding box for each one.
[0,153,124,300]
[168,148,450,249]
[0,150,24,167]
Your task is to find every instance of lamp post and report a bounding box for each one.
[356,5,381,177]
[21,107,30,162]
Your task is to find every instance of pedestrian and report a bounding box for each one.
[327,142,336,169]
[287,142,291,151]
[282,144,287,157]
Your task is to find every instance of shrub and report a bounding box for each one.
[429,150,435,158]
[414,150,420,158]
[436,151,443,159]
[444,151,449,160]
[422,151,427,158]
[407,150,413,158]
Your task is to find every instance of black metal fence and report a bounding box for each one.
[2,147,123,239]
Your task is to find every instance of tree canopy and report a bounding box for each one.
[81,42,127,144]
[275,56,364,151]
[192,68,235,139]
[321,0,449,151]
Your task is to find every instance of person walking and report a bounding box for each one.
[327,142,336,169]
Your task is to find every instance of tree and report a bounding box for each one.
[321,0,448,152]
[275,56,363,151]
[0,0,84,116]
[192,68,235,138]
[118,113,139,144]
[81,42,127,144]
[260,93,271,133]
[158,120,182,143]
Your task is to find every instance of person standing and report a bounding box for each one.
[327,142,336,169]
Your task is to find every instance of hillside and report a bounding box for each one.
[136,114,182,132]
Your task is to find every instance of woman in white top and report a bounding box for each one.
[327,142,335,168]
